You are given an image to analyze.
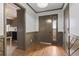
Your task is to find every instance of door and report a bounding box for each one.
[39,15,53,43]
[39,15,58,43]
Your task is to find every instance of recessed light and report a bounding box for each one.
[37,3,48,8]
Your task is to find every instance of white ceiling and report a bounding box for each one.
[5,3,21,19]
[5,3,21,10]
[28,3,64,13]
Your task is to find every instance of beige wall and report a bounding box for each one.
[0,3,4,36]
[0,3,4,56]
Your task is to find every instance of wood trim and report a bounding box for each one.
[37,8,62,13]
[14,3,25,10]
[56,14,58,44]
[61,3,65,9]
[63,4,70,55]
[27,3,37,13]
[17,7,26,50]
[4,3,6,56]
[39,14,58,17]
[27,3,65,13]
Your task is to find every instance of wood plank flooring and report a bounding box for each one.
[12,42,66,56]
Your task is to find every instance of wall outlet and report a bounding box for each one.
[31,39,32,42]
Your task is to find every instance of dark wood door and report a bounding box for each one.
[39,15,53,43]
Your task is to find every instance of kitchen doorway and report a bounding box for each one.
[4,3,25,56]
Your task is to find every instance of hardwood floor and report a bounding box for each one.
[6,40,17,56]
[12,42,66,56]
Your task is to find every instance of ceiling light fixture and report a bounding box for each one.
[37,3,48,8]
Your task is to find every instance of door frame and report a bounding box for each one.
[63,4,70,55]
[4,3,26,56]
[39,14,58,43]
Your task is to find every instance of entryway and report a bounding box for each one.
[39,14,63,45]
[4,3,25,56]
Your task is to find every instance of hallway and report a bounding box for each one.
[0,3,79,56]
[12,42,66,56]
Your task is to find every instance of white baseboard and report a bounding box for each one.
[40,42,52,45]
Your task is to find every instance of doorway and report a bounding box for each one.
[4,3,25,56]
[39,14,58,44]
